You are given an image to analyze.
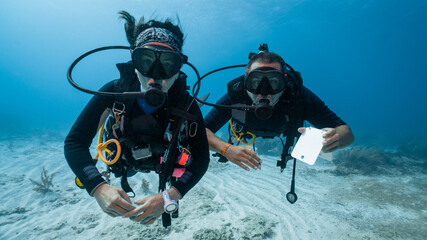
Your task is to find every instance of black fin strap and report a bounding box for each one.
[120,168,135,198]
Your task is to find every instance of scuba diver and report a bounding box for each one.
[64,11,209,226]
[203,44,354,202]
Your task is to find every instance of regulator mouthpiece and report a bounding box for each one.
[254,99,273,120]
[144,83,165,107]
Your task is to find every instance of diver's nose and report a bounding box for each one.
[147,78,155,87]
[257,94,272,100]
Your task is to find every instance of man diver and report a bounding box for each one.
[64,11,209,225]
[204,49,354,171]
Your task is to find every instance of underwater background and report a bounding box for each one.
[1,0,426,139]
[1,1,426,239]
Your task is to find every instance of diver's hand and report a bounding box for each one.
[93,184,135,217]
[122,193,164,224]
[321,127,340,152]
[298,127,340,153]
[224,145,262,171]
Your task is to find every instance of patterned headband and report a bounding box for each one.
[134,27,182,52]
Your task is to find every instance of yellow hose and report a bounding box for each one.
[75,118,122,189]
[94,121,122,165]
[229,119,256,145]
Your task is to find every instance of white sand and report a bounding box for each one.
[0,133,425,240]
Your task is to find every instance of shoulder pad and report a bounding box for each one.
[284,70,303,98]
[116,62,136,80]
[168,72,189,109]
[115,62,139,93]
[227,75,249,104]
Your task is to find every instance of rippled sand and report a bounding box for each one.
[0,134,425,240]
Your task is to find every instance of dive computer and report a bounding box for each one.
[162,190,178,214]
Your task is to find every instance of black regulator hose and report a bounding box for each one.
[67,45,201,101]
[184,61,201,111]
[66,46,144,98]
[191,64,255,111]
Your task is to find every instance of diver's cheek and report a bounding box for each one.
[161,80,168,90]
[161,73,179,92]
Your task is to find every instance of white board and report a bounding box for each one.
[291,127,326,165]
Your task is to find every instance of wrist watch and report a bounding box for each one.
[162,190,178,214]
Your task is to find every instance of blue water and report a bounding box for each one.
[1,0,426,138]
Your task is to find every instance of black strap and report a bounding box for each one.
[162,213,171,227]
[158,94,192,228]
[120,168,135,198]
[278,124,302,204]
[169,108,198,121]
[276,129,296,171]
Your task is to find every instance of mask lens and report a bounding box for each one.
[246,73,262,93]
[264,72,285,92]
[245,69,285,94]
[159,52,182,76]
[132,48,156,74]
[132,47,183,79]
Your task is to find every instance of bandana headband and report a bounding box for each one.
[134,27,182,53]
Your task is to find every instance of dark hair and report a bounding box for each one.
[246,52,286,72]
[118,10,184,48]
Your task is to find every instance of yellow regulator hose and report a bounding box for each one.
[229,119,256,145]
[94,122,121,165]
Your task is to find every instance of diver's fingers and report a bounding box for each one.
[140,215,156,225]
[322,128,336,137]
[323,143,339,153]
[325,141,339,150]
[134,198,147,205]
[241,152,261,169]
[114,197,136,212]
[231,158,250,171]
[298,127,306,134]
[118,189,133,204]
[105,210,117,217]
[322,136,340,152]
[245,148,261,163]
[145,218,157,225]
[135,208,151,222]
[107,204,127,216]
[122,205,145,218]
[323,133,340,147]
[241,153,259,170]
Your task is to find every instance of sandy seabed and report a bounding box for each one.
[0,133,425,240]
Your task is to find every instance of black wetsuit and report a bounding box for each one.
[64,62,210,197]
[205,76,346,135]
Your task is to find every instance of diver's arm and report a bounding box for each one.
[64,81,117,195]
[299,87,355,152]
[65,80,138,217]
[206,128,262,171]
[206,128,227,152]
[204,94,261,171]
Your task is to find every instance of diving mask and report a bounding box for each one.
[245,67,286,95]
[131,45,188,80]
